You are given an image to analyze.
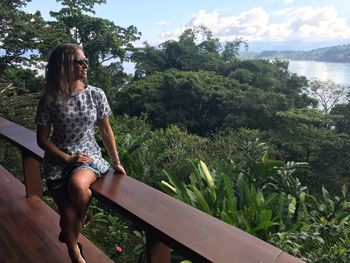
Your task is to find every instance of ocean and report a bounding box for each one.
[288,60,350,85]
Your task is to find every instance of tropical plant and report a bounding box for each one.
[315,185,350,222]
[161,159,306,240]
[270,219,350,262]
[161,158,350,261]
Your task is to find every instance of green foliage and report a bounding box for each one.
[82,200,142,263]
[0,90,40,181]
[47,0,141,96]
[115,69,243,134]
[271,108,350,194]
[308,79,349,113]
[118,56,315,135]
[315,185,350,222]
[332,103,350,134]
[270,220,350,262]
[0,139,23,180]
[1,0,140,99]
[0,90,40,129]
[229,68,253,84]
[107,116,208,185]
[161,157,350,261]
[221,39,248,63]
[3,66,44,92]
[129,29,316,136]
[56,0,107,14]
[161,157,311,240]
[132,27,247,77]
[0,1,49,70]
[117,68,304,134]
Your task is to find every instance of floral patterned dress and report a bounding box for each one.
[35,85,111,189]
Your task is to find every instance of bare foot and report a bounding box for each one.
[68,244,86,263]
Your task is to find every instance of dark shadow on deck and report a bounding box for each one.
[0,165,113,263]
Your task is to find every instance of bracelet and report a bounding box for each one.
[113,158,121,165]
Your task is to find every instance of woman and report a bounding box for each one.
[35,43,126,263]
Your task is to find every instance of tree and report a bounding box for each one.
[115,68,305,135]
[273,108,335,163]
[0,0,49,71]
[0,0,140,96]
[221,38,248,63]
[222,87,293,131]
[270,108,350,193]
[132,27,247,78]
[132,42,167,79]
[115,69,245,135]
[331,103,350,134]
[229,68,253,84]
[3,66,44,91]
[50,0,140,65]
[309,79,349,113]
[46,0,140,94]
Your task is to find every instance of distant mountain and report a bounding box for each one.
[247,40,350,52]
[255,44,350,63]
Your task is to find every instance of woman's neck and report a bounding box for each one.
[73,81,85,92]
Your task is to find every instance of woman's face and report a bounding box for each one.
[73,49,88,81]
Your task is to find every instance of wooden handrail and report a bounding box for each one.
[0,117,43,198]
[0,116,304,263]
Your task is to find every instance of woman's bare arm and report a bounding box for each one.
[37,125,72,162]
[37,125,92,164]
[98,117,126,174]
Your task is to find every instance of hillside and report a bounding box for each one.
[257,44,350,63]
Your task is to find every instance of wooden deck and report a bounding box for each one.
[0,165,113,263]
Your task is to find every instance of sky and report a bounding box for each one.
[24,0,350,51]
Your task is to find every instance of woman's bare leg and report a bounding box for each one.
[67,169,97,262]
[50,185,84,262]
[67,169,97,224]
[51,169,96,262]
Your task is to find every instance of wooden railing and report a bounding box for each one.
[0,116,304,263]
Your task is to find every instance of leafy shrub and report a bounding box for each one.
[161,156,350,261]
[270,220,350,262]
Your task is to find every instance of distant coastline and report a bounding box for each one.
[256,44,350,63]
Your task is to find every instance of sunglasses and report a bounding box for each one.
[74,58,89,66]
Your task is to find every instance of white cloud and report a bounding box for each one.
[283,6,350,40]
[160,7,270,42]
[153,5,350,45]
[154,20,169,26]
[270,0,294,4]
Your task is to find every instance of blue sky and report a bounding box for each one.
[24,0,350,50]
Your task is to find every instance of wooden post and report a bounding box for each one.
[146,232,171,263]
[22,151,42,198]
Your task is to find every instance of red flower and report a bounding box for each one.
[115,246,123,252]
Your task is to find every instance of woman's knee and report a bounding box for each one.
[68,180,87,195]
[68,181,91,203]
[67,170,95,200]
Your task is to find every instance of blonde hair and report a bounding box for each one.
[42,43,82,106]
